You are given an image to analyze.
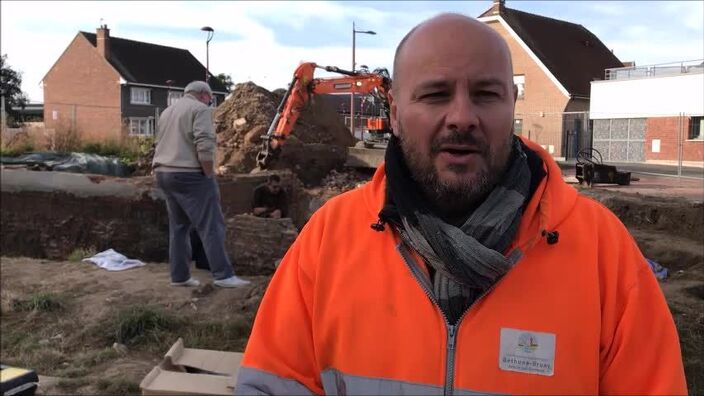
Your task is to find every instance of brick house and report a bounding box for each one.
[590,60,704,162]
[42,25,228,142]
[479,0,623,158]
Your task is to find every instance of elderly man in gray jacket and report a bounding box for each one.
[153,81,249,288]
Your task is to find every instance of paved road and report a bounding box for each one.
[557,160,704,179]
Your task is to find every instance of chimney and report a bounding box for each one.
[488,0,506,16]
[97,24,110,60]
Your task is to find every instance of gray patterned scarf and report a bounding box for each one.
[380,135,531,324]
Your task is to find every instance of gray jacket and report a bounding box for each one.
[152,94,216,169]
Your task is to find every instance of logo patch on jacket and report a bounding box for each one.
[499,328,556,376]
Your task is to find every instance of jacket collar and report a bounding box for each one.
[362,136,578,247]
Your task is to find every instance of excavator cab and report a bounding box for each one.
[359,90,392,148]
[363,113,392,149]
[366,117,388,131]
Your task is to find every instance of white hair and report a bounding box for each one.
[184,81,212,96]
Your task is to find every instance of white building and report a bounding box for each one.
[589,60,704,162]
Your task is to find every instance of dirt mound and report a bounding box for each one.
[0,257,269,395]
[320,169,374,191]
[580,190,704,242]
[214,82,355,185]
[226,214,298,275]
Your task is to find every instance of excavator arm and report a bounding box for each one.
[255,62,391,169]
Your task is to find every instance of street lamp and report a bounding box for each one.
[351,21,376,137]
[201,26,214,84]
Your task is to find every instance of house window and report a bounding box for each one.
[167,91,183,107]
[210,95,217,108]
[129,117,155,136]
[689,116,703,140]
[130,87,151,105]
[514,119,523,135]
[513,75,525,100]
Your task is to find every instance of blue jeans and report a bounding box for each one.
[156,172,234,282]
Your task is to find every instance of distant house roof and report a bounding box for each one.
[479,2,623,97]
[81,32,228,94]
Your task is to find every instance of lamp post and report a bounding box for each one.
[201,26,214,84]
[351,21,376,137]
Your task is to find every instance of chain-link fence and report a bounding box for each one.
[590,112,703,176]
[515,109,702,171]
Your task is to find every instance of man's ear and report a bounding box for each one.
[389,89,400,137]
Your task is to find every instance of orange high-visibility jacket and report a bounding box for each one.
[236,138,687,395]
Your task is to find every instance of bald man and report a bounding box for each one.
[236,14,686,395]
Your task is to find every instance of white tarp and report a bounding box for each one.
[83,249,145,271]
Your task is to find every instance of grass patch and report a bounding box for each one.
[73,348,120,367]
[2,348,68,375]
[12,292,65,312]
[0,130,38,157]
[56,377,90,392]
[51,349,119,379]
[0,143,34,157]
[91,348,121,365]
[98,305,181,349]
[95,377,141,395]
[0,328,32,349]
[54,365,90,378]
[183,318,252,352]
[67,246,96,262]
[80,136,153,163]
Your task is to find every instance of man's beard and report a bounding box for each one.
[398,123,514,218]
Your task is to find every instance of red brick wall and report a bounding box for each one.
[485,20,571,156]
[646,117,704,162]
[43,34,123,143]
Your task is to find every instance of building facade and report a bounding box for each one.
[590,60,704,162]
[478,0,623,158]
[42,25,228,142]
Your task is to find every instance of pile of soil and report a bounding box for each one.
[214,82,356,185]
[298,169,374,224]
[319,169,374,192]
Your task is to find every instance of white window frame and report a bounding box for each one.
[130,87,151,105]
[513,75,525,100]
[514,118,523,135]
[167,91,183,107]
[129,117,155,136]
[689,116,704,140]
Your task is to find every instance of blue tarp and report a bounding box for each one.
[0,152,133,177]
[646,258,669,280]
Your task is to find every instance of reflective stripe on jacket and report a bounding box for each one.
[236,137,687,395]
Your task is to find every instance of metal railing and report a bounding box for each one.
[344,115,376,140]
[605,59,704,81]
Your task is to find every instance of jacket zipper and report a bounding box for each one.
[397,243,507,396]
[445,325,457,396]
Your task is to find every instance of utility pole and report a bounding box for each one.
[351,21,356,137]
[350,21,376,137]
[1,95,6,132]
[201,26,214,84]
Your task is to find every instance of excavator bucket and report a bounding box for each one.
[255,138,279,170]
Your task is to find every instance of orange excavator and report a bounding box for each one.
[255,62,392,169]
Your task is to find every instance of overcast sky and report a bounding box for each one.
[2,0,703,103]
